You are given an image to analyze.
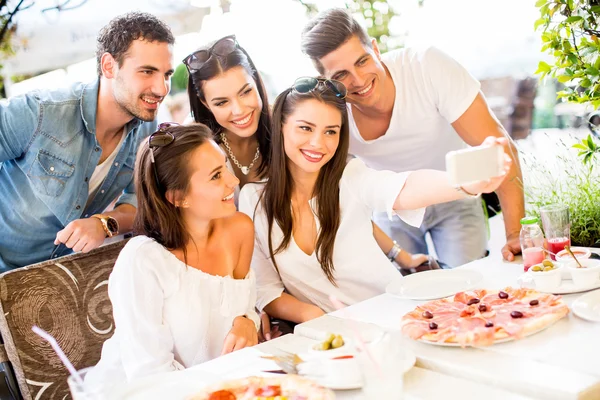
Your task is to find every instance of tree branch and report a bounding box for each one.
[0,0,25,45]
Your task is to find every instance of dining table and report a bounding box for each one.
[113,217,600,399]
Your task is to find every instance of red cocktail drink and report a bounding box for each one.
[547,237,570,260]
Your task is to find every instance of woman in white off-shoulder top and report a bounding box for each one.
[239,78,512,324]
[86,124,260,386]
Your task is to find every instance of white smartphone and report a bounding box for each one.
[445,145,504,187]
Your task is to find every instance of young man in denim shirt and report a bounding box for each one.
[0,12,175,271]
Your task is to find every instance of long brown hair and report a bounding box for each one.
[262,85,350,284]
[186,37,271,179]
[134,124,213,262]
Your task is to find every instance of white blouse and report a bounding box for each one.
[85,236,260,385]
[238,158,425,313]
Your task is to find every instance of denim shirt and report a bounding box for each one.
[0,79,156,271]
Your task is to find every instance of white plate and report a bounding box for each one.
[572,289,600,322]
[386,269,484,300]
[112,370,217,400]
[518,273,600,294]
[318,378,364,390]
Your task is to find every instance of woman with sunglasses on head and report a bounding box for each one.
[184,36,438,272]
[184,35,271,202]
[86,123,260,385]
[239,78,512,323]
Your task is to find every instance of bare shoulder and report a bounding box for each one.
[221,212,254,240]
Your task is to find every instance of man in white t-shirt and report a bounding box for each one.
[300,8,524,265]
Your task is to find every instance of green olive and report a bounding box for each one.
[331,335,345,349]
[324,333,336,344]
[532,265,543,272]
[313,341,331,351]
[542,260,554,268]
[543,266,555,271]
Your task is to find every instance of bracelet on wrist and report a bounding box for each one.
[455,186,481,198]
[386,241,402,262]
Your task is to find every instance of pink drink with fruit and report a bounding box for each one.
[547,237,570,260]
[523,247,545,271]
[520,217,546,272]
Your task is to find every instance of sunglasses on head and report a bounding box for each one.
[183,35,238,72]
[148,122,179,190]
[291,77,347,99]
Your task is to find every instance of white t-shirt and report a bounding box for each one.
[348,46,481,172]
[88,128,127,196]
[238,158,425,313]
[85,236,260,385]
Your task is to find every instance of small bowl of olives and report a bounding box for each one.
[528,260,562,291]
[310,333,352,357]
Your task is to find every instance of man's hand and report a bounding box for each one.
[54,217,106,253]
[221,316,258,355]
[501,232,521,261]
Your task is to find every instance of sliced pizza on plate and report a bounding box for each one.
[401,287,569,347]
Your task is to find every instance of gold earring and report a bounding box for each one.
[182,201,189,207]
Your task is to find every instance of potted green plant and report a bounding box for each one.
[521,134,600,247]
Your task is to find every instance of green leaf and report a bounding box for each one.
[565,16,583,23]
[586,66,600,76]
[591,5,600,13]
[534,17,547,31]
[587,135,595,149]
[573,143,588,150]
[541,32,551,43]
[584,153,592,164]
[535,0,547,6]
[535,61,553,75]
[567,54,579,65]
[581,78,592,88]
[557,74,572,83]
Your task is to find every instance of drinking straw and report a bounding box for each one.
[31,326,85,387]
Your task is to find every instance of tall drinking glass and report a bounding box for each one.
[67,367,110,400]
[540,205,571,260]
[358,332,409,399]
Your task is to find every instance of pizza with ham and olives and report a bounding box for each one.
[190,375,335,400]
[401,287,569,347]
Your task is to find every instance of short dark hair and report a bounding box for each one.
[301,8,371,75]
[96,12,175,76]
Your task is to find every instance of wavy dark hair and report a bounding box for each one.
[186,37,271,180]
[134,124,213,264]
[96,12,175,76]
[261,85,350,285]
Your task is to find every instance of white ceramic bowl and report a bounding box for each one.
[566,258,600,286]
[528,263,562,291]
[555,247,592,263]
[565,259,600,287]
